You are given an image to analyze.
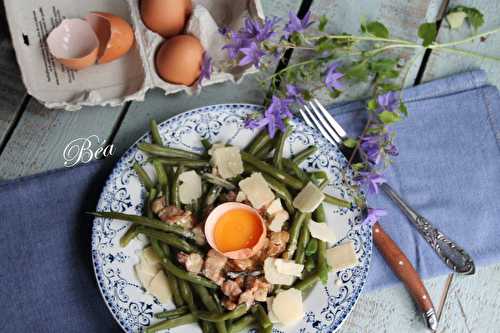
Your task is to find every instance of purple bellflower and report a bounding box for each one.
[239,42,266,68]
[198,53,212,85]
[286,84,305,105]
[357,171,387,194]
[363,208,387,226]
[324,62,344,91]
[283,11,313,38]
[377,91,398,112]
[245,96,292,138]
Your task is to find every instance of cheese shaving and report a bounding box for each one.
[179,170,202,204]
[293,182,325,213]
[308,220,337,243]
[239,173,275,209]
[211,146,244,179]
[326,241,359,272]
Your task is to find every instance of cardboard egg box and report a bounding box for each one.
[4,0,264,111]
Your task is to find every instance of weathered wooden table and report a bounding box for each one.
[1,0,499,332]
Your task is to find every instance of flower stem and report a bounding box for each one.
[430,27,500,48]
[306,34,415,45]
[434,46,500,62]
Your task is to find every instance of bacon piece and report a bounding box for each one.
[177,252,204,274]
[227,258,256,272]
[203,249,228,285]
[222,280,242,298]
[223,298,237,311]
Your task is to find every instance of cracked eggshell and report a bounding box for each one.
[204,202,267,259]
[46,18,99,70]
[86,12,135,64]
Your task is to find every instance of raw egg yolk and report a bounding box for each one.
[214,209,263,252]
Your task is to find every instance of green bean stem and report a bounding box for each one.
[147,188,157,219]
[150,119,164,146]
[155,305,189,319]
[139,143,202,160]
[145,313,197,333]
[314,204,330,284]
[284,212,309,259]
[161,258,218,289]
[90,211,196,239]
[139,227,199,253]
[171,165,184,208]
[198,304,249,322]
[153,159,168,196]
[292,146,318,165]
[201,138,212,151]
[178,279,198,316]
[283,158,309,183]
[254,137,275,159]
[119,225,139,247]
[246,129,271,155]
[324,193,351,208]
[295,217,310,264]
[157,158,209,168]
[168,273,185,307]
[293,272,320,292]
[228,315,256,333]
[203,173,236,190]
[241,152,303,190]
[192,285,228,333]
[251,304,272,329]
[133,163,154,190]
[272,126,290,170]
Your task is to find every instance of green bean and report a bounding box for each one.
[139,143,203,160]
[246,129,271,155]
[150,238,166,259]
[251,304,272,329]
[228,315,256,333]
[324,193,351,208]
[201,138,212,151]
[168,274,185,307]
[293,272,320,292]
[150,119,164,146]
[198,304,249,322]
[309,170,328,180]
[155,305,189,319]
[201,320,216,333]
[254,138,275,159]
[153,159,168,195]
[295,218,310,264]
[146,188,157,219]
[139,227,199,253]
[259,173,295,214]
[305,238,318,256]
[272,126,290,170]
[283,212,309,260]
[192,285,227,333]
[157,158,209,168]
[305,255,316,272]
[283,158,309,183]
[162,257,218,289]
[241,152,303,190]
[119,225,139,247]
[292,146,318,165]
[262,326,273,333]
[171,165,184,208]
[179,279,198,316]
[205,185,222,206]
[89,211,196,239]
[133,163,154,190]
[203,173,236,190]
[145,313,197,333]
[314,204,329,284]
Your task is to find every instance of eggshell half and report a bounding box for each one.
[86,12,135,64]
[46,18,99,70]
[205,202,267,259]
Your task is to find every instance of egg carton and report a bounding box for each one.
[4,0,264,111]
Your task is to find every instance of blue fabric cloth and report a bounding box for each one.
[329,70,500,291]
[0,71,499,331]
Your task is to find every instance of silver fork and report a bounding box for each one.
[300,98,475,275]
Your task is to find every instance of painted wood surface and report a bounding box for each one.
[0,0,498,332]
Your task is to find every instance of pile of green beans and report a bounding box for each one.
[91,121,358,333]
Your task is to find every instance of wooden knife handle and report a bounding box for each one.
[372,222,438,331]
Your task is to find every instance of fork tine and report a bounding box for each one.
[311,98,347,139]
[298,107,314,128]
[301,105,339,146]
[307,102,343,144]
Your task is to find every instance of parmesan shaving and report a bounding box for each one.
[293,182,325,213]
[272,288,304,326]
[326,241,359,272]
[239,173,275,209]
[266,198,283,216]
[268,210,289,232]
[211,146,244,179]
[179,170,202,204]
[308,220,337,243]
[235,191,247,202]
[275,259,304,277]
[263,258,294,285]
[147,270,172,303]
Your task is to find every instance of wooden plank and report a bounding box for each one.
[293,0,444,103]
[111,0,303,154]
[421,0,500,88]
[0,2,28,147]
[0,99,123,180]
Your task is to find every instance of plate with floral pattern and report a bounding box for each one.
[92,103,372,333]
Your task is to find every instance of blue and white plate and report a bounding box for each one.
[92,104,372,333]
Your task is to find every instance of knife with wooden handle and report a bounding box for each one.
[372,222,438,331]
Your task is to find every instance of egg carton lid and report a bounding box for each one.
[4,0,264,111]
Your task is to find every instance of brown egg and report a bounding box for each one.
[46,18,99,70]
[140,0,192,38]
[155,34,204,86]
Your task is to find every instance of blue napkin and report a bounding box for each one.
[329,70,500,291]
[0,161,121,332]
[0,71,499,332]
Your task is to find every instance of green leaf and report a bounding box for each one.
[399,102,408,116]
[367,98,378,110]
[378,111,401,124]
[290,32,305,46]
[378,83,400,92]
[365,21,390,38]
[342,61,369,82]
[343,138,358,148]
[449,6,484,31]
[418,22,437,47]
[319,15,328,32]
[352,162,365,171]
